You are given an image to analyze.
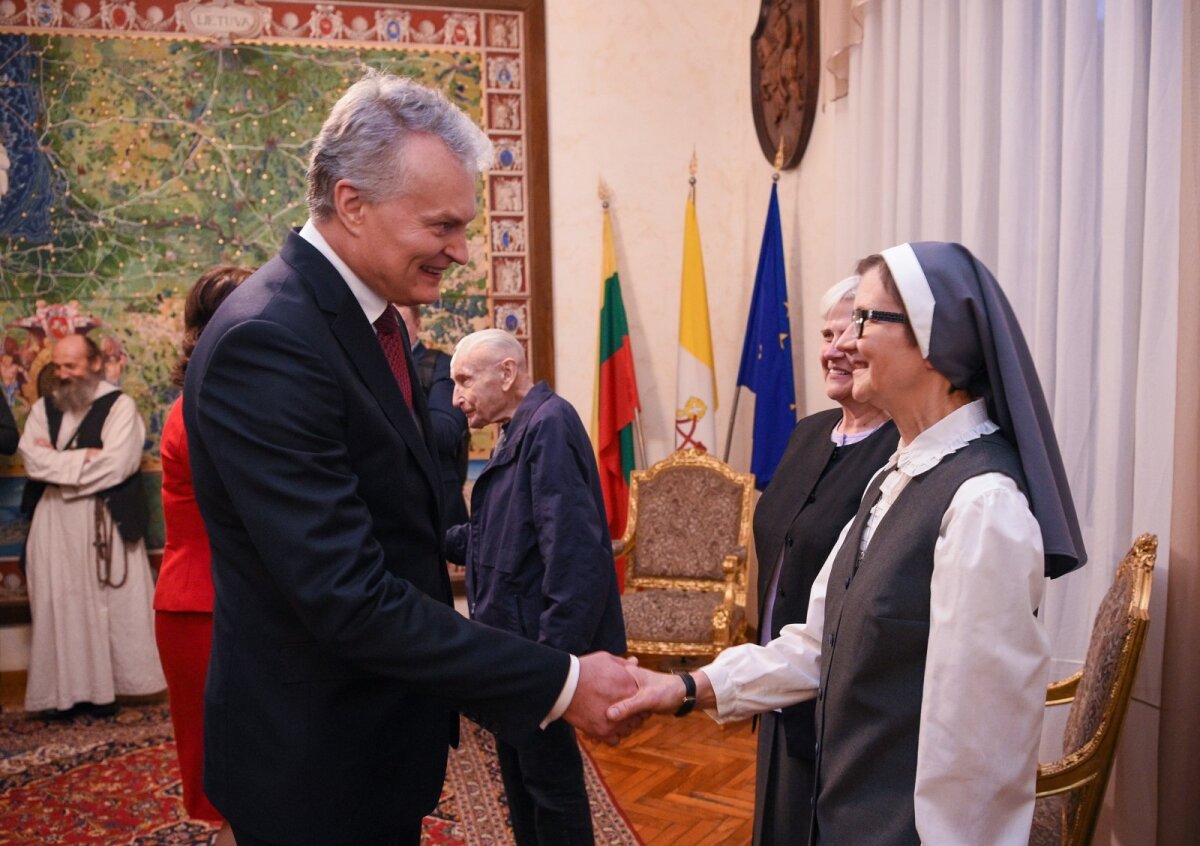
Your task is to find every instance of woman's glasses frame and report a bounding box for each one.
[852,307,908,338]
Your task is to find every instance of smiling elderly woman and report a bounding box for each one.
[749,275,896,846]
[611,242,1086,846]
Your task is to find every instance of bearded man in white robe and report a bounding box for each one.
[18,334,164,716]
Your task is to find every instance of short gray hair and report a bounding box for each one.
[307,70,493,221]
[452,329,526,372]
[819,275,860,319]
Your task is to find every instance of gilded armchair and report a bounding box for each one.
[614,448,755,660]
[1029,533,1156,846]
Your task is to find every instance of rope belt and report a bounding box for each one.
[94,496,127,588]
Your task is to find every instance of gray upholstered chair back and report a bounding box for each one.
[629,465,744,582]
[1062,566,1133,759]
[616,448,755,659]
[1029,534,1155,846]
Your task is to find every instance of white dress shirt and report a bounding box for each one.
[702,399,1048,844]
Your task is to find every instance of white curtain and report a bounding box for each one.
[828,2,1182,843]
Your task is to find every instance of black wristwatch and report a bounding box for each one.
[674,671,696,717]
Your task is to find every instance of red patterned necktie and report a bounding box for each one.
[373,307,414,410]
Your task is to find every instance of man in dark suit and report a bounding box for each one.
[183,71,637,846]
[446,329,626,845]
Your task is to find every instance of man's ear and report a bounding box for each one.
[500,358,517,391]
[332,179,366,232]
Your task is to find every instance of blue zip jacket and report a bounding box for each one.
[446,381,627,656]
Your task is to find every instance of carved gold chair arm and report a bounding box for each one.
[722,547,748,581]
[722,557,739,595]
[1036,745,1104,798]
[1045,671,1083,707]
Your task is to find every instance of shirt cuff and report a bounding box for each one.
[541,654,579,728]
[697,661,732,721]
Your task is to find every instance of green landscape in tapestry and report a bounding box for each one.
[0,34,490,456]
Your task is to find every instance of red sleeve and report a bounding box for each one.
[153,398,215,612]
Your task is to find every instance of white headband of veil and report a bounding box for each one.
[879,242,1086,579]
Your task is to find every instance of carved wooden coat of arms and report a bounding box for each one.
[751,0,820,169]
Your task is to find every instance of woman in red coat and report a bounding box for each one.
[154,266,252,846]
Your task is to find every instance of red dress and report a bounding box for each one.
[153,398,222,822]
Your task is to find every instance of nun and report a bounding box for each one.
[608,241,1086,846]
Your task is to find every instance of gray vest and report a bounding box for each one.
[812,432,1027,846]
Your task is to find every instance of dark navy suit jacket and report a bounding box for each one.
[445,381,626,657]
[413,341,470,528]
[183,232,568,845]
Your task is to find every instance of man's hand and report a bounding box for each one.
[562,652,644,745]
[34,437,52,449]
[607,666,716,722]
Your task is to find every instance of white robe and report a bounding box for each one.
[18,381,165,712]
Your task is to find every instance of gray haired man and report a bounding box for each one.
[184,72,639,846]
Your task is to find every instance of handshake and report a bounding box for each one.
[561,652,716,745]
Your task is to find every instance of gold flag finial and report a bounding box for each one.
[773,138,786,174]
[598,176,611,208]
[688,148,698,189]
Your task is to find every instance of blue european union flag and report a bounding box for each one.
[736,183,795,490]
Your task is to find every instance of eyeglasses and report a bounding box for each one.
[852,307,908,339]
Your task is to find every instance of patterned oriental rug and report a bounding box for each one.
[0,705,641,845]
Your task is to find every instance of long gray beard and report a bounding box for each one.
[51,374,100,415]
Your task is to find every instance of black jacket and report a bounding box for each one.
[754,409,896,760]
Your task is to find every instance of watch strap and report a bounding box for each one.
[674,671,697,717]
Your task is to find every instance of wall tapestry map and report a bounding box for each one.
[0,0,540,613]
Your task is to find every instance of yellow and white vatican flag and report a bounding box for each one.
[674,162,718,453]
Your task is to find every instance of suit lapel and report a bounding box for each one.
[283,233,442,499]
[399,322,446,519]
[330,308,442,495]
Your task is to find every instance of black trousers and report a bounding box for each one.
[495,719,593,846]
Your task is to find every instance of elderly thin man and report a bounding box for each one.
[183,71,638,846]
[19,334,163,718]
[447,329,626,846]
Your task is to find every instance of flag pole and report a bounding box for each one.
[591,177,608,464]
[633,409,647,471]
[688,151,701,456]
[688,147,697,201]
[598,176,644,472]
[722,389,741,462]
[724,139,787,465]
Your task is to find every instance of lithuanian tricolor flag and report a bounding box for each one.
[594,204,640,589]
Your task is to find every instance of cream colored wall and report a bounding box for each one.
[544,0,846,474]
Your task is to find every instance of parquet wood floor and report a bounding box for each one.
[583,712,758,845]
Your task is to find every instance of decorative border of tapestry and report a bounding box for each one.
[0,0,551,619]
